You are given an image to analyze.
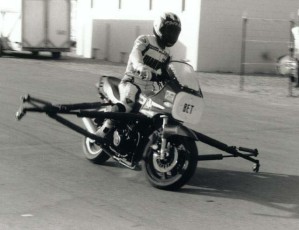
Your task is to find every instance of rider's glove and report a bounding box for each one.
[135,64,153,81]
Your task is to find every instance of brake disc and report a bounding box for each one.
[152,147,179,173]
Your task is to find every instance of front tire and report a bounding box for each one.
[142,131,198,190]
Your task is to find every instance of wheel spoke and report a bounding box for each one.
[144,134,198,190]
[161,172,167,180]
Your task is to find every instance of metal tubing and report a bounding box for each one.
[76,111,151,123]
[45,113,116,160]
[18,95,260,167]
[195,132,231,152]
[195,131,259,164]
[238,147,258,156]
[198,154,224,161]
[19,95,151,123]
[55,102,111,111]
[22,94,51,105]
[47,113,102,142]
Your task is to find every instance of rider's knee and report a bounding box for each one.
[111,103,126,112]
[121,99,134,113]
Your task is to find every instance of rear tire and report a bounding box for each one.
[142,131,198,190]
[82,136,110,164]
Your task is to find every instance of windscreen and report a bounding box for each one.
[167,61,200,91]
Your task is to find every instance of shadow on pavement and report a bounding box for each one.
[183,167,299,219]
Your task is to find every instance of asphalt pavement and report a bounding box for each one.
[0,52,299,230]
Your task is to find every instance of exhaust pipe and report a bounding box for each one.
[82,117,97,134]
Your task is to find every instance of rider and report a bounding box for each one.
[292,26,299,86]
[97,12,182,138]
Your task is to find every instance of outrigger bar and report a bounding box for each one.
[16,94,151,122]
[194,132,260,172]
[15,94,152,167]
[16,94,260,172]
[16,94,111,120]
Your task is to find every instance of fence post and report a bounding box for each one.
[240,16,247,91]
[291,19,299,87]
[105,23,111,61]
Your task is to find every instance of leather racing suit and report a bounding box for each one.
[119,34,171,112]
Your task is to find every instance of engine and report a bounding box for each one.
[112,124,140,157]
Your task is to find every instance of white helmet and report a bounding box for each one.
[277,55,298,75]
[153,12,181,47]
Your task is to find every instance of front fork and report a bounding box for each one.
[159,115,169,160]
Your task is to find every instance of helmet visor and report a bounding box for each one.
[161,25,181,47]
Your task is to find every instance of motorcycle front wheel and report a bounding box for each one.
[142,131,198,191]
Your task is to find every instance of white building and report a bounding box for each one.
[76,0,299,74]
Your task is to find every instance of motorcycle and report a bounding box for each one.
[16,61,260,190]
[276,26,299,87]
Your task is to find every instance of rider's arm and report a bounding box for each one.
[129,35,156,81]
[129,35,147,67]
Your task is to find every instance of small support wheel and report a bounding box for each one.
[252,163,260,173]
[16,108,25,120]
[21,94,30,102]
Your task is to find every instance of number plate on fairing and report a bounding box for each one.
[172,92,204,124]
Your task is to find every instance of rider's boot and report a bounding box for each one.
[96,119,115,139]
[96,103,126,139]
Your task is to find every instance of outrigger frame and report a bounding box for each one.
[16,94,260,172]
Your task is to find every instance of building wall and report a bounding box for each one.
[76,0,93,58]
[91,20,152,62]
[199,0,299,74]
[76,0,299,73]
[76,0,202,69]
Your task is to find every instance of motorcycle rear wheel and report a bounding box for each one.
[142,132,198,190]
[82,104,111,164]
[82,137,110,164]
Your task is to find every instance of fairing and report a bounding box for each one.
[139,61,204,125]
